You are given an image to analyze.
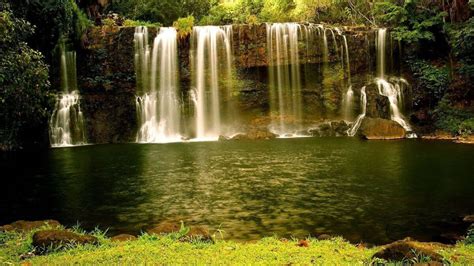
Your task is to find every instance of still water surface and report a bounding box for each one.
[1,138,473,244]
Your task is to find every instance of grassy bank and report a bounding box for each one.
[1,227,473,265]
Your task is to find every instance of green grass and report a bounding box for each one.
[1,227,473,265]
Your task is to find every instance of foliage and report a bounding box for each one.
[107,0,212,27]
[375,0,447,43]
[9,0,91,60]
[433,98,474,134]
[466,225,474,245]
[173,16,195,39]
[409,59,450,105]
[449,17,474,80]
[0,5,53,150]
[123,19,161,27]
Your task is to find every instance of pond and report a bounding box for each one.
[1,138,473,244]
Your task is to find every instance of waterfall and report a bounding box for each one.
[340,31,353,121]
[49,44,86,147]
[375,28,415,135]
[135,26,182,143]
[191,25,233,140]
[347,86,366,136]
[266,23,303,136]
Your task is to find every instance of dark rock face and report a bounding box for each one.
[0,220,61,232]
[32,230,98,252]
[111,234,137,242]
[359,118,406,140]
[75,25,374,143]
[372,238,444,263]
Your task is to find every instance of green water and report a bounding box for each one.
[1,138,473,244]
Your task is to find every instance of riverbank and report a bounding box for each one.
[1,221,473,264]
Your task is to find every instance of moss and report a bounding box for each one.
[1,227,474,265]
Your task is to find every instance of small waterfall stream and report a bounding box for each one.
[49,43,86,147]
[135,26,182,143]
[347,86,366,136]
[191,26,233,140]
[375,28,415,135]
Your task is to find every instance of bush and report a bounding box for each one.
[375,0,447,43]
[0,5,53,150]
[173,16,194,39]
[433,98,474,135]
[409,59,450,105]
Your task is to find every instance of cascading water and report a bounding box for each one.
[339,30,354,121]
[191,26,233,140]
[266,23,303,136]
[49,43,86,147]
[347,86,367,136]
[375,28,415,135]
[135,26,182,143]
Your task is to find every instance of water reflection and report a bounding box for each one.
[1,139,473,244]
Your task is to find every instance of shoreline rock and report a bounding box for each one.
[0,220,61,232]
[358,118,406,140]
[32,230,98,253]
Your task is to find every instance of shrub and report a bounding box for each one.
[409,59,449,105]
[433,98,474,134]
[173,16,194,39]
[0,6,53,150]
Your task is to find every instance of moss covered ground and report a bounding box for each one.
[1,226,473,265]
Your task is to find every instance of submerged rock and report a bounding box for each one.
[32,230,98,252]
[359,118,406,140]
[372,238,445,263]
[0,220,61,233]
[111,234,137,242]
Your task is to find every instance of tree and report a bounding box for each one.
[0,2,53,150]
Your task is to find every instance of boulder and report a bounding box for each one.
[231,129,277,140]
[365,84,391,119]
[146,221,181,235]
[331,121,350,136]
[0,220,61,233]
[372,238,444,263]
[317,234,332,241]
[181,226,213,243]
[32,230,98,252]
[111,234,137,242]
[359,118,406,140]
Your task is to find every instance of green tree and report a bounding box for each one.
[0,3,53,150]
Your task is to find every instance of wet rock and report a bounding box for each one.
[372,238,444,263]
[297,239,310,247]
[218,135,230,141]
[231,129,277,140]
[32,230,98,252]
[331,121,350,136]
[111,234,137,242]
[359,118,406,140]
[317,234,332,240]
[181,226,213,243]
[0,220,61,233]
[365,84,391,119]
[146,221,181,235]
[463,215,474,223]
[439,233,464,244]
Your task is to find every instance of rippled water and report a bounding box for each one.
[1,138,473,244]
